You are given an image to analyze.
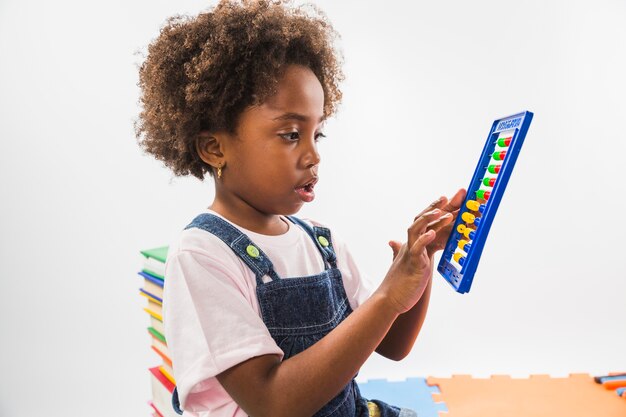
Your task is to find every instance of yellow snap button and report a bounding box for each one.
[246,245,260,258]
[317,236,329,247]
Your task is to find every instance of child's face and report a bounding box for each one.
[219,64,326,217]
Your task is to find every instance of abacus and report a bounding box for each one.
[437,111,533,293]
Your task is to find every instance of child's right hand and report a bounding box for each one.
[377,201,452,314]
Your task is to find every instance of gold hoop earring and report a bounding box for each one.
[217,165,223,179]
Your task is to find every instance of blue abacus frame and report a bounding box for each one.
[437,111,533,293]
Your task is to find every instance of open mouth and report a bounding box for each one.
[302,182,315,193]
[295,178,318,202]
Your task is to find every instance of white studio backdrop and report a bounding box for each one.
[1,0,625,416]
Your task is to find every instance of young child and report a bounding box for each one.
[136,1,465,416]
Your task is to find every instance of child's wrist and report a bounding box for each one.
[369,290,406,318]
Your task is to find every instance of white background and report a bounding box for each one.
[1,0,625,416]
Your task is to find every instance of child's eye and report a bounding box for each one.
[279,131,300,141]
[278,132,326,142]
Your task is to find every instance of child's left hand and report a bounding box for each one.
[389,189,466,260]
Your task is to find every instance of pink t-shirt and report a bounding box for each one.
[163,210,373,417]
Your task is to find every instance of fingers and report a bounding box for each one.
[407,209,444,247]
[420,189,466,231]
[409,229,436,257]
[427,208,458,232]
[442,188,466,213]
[414,196,448,220]
[415,189,465,222]
[404,189,467,257]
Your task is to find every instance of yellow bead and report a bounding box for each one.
[463,227,475,239]
[453,252,464,263]
[458,239,468,251]
[461,212,475,224]
[466,200,480,211]
[457,224,466,234]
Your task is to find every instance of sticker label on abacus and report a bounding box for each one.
[495,117,522,132]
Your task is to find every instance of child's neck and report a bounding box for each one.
[209,199,289,236]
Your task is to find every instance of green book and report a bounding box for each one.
[148,326,166,343]
[140,246,169,263]
[142,268,164,280]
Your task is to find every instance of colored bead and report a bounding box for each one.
[466,200,480,211]
[476,190,491,200]
[478,204,486,213]
[461,212,475,224]
[488,164,501,174]
[458,239,469,251]
[462,228,476,240]
[453,252,466,266]
[457,224,466,234]
[246,245,260,258]
[318,235,329,247]
[497,137,512,147]
[493,151,507,161]
[482,177,496,187]
[474,217,482,227]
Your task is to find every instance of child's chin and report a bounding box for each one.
[281,203,305,216]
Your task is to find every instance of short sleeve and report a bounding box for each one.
[334,238,375,310]
[163,248,284,412]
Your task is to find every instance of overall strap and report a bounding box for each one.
[184,213,280,283]
[286,216,338,269]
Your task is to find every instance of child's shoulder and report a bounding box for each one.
[166,217,241,266]
[294,216,345,248]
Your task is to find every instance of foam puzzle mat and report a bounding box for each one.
[359,374,626,417]
[359,378,447,417]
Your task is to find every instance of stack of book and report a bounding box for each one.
[139,246,177,417]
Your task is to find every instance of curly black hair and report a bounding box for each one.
[135,0,344,180]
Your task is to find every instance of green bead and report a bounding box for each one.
[246,245,260,258]
[476,189,486,199]
[482,178,491,186]
[493,151,506,161]
[318,236,329,247]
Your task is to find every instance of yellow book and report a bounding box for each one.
[159,364,176,385]
[140,290,162,305]
[144,306,163,322]
[144,304,163,321]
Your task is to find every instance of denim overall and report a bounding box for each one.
[172,213,415,417]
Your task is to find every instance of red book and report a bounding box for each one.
[149,367,178,417]
[150,366,175,393]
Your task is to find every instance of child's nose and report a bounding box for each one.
[302,137,321,168]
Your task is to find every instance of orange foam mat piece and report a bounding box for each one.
[427,374,626,417]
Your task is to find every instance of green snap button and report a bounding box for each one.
[318,236,329,247]
[246,245,260,258]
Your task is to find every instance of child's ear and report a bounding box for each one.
[196,131,225,168]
